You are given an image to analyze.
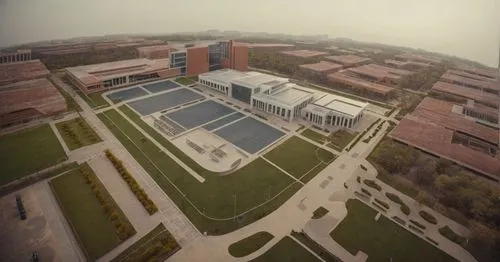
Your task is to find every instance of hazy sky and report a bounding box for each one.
[1,0,498,66]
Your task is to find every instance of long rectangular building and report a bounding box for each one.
[0,60,50,86]
[327,72,395,96]
[345,64,412,87]
[0,49,32,64]
[431,81,500,108]
[0,78,67,128]
[198,69,368,129]
[441,70,499,94]
[66,58,181,93]
[324,55,372,68]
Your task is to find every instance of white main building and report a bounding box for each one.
[199,69,368,130]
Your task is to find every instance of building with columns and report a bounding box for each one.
[199,69,368,128]
[301,93,368,130]
[0,49,32,64]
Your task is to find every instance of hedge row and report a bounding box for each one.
[363,179,382,191]
[361,188,372,197]
[362,120,385,143]
[419,210,438,225]
[438,226,466,246]
[60,124,83,147]
[105,150,158,215]
[385,192,410,215]
[80,168,135,240]
[374,198,389,209]
[409,219,427,230]
[346,118,382,151]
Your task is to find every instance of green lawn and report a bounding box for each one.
[250,236,321,262]
[0,124,67,186]
[55,117,101,150]
[328,130,358,150]
[301,128,328,144]
[330,199,457,262]
[264,136,335,182]
[50,163,134,261]
[175,76,197,86]
[229,231,274,257]
[111,223,179,262]
[98,109,301,234]
[77,90,110,109]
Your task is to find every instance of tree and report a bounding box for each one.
[415,190,435,207]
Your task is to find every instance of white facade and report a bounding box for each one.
[198,69,368,126]
[301,93,368,130]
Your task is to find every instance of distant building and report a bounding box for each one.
[324,55,372,68]
[0,49,32,64]
[327,72,395,97]
[0,59,49,86]
[384,59,430,71]
[345,64,412,87]
[0,79,67,128]
[394,53,441,65]
[137,45,172,59]
[281,50,328,58]
[299,61,343,76]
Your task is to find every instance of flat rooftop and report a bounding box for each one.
[412,97,498,144]
[299,61,343,72]
[253,83,314,106]
[327,72,395,95]
[431,81,500,108]
[280,49,328,58]
[232,72,288,89]
[455,64,498,79]
[389,117,500,179]
[385,59,430,68]
[447,69,497,83]
[199,69,249,84]
[245,43,295,48]
[307,93,368,117]
[136,44,171,52]
[0,60,50,86]
[324,55,372,66]
[441,71,499,91]
[0,78,66,125]
[66,58,171,86]
[395,53,441,64]
[347,64,412,80]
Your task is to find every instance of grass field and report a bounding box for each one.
[264,136,335,182]
[50,163,133,260]
[330,199,457,262]
[111,223,179,262]
[229,231,274,257]
[98,108,301,234]
[175,76,196,86]
[250,236,321,262]
[77,90,110,109]
[328,130,358,150]
[301,128,328,144]
[0,124,67,186]
[55,117,101,150]
[291,231,342,262]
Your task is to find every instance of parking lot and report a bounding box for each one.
[0,188,61,262]
[165,100,235,129]
[142,80,181,93]
[127,88,203,115]
[106,87,148,103]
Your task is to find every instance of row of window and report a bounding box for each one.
[200,79,228,94]
[306,112,361,129]
[252,99,291,119]
[0,53,31,64]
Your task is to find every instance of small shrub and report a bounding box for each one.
[363,179,382,191]
[419,210,437,225]
[438,226,466,246]
[409,224,424,235]
[312,207,329,219]
[361,188,372,196]
[356,176,361,183]
[374,198,390,209]
[409,219,426,230]
[400,204,411,215]
[385,192,403,204]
